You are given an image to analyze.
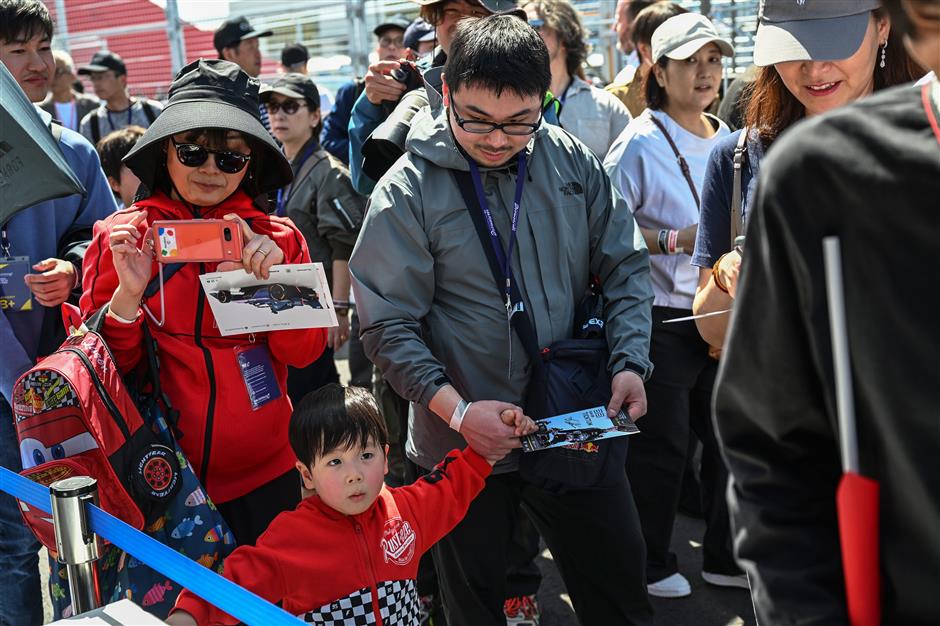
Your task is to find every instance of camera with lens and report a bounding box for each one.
[390,60,423,93]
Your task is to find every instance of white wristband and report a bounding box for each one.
[449,400,472,432]
[106,307,140,325]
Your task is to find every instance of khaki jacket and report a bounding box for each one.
[282,139,365,286]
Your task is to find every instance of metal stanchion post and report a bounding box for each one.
[50,477,102,615]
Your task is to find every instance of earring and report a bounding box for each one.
[880,41,887,69]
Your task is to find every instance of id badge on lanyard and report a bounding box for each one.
[0,226,33,312]
[234,343,282,410]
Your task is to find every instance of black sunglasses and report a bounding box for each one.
[265,100,307,115]
[171,137,252,174]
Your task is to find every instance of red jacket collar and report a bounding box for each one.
[133,189,263,220]
[305,486,394,523]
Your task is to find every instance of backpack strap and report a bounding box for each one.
[648,114,700,208]
[91,113,101,145]
[144,263,184,299]
[730,126,749,248]
[141,100,158,124]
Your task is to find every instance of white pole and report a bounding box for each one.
[165,0,187,77]
[823,237,859,474]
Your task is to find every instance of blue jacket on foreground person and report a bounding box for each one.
[0,107,117,403]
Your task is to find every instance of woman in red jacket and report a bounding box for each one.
[80,59,327,545]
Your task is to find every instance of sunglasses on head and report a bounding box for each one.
[265,99,307,115]
[171,137,252,174]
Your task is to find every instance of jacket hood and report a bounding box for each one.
[404,105,548,172]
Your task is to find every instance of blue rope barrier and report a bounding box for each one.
[0,466,303,625]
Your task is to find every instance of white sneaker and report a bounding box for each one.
[702,571,750,589]
[647,573,691,598]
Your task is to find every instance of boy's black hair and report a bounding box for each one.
[0,0,53,45]
[444,14,551,99]
[289,384,389,467]
[630,2,687,49]
[97,125,146,182]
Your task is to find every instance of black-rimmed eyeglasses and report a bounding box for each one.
[450,96,542,136]
[171,137,252,174]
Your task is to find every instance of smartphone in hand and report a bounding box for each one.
[153,219,243,263]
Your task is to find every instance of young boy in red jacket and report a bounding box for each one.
[167,384,535,625]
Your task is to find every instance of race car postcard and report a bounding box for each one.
[521,406,640,453]
[199,263,337,336]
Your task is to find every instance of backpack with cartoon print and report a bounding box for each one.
[13,294,235,619]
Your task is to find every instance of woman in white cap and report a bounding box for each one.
[691,0,920,347]
[602,12,739,599]
[80,59,328,547]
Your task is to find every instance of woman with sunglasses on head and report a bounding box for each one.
[691,0,920,349]
[259,75,365,410]
[603,13,740,599]
[80,60,328,546]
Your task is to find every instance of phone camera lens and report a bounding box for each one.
[223,228,232,242]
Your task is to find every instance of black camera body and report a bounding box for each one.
[389,61,423,93]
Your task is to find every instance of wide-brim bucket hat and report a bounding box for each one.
[754,0,880,67]
[123,59,292,199]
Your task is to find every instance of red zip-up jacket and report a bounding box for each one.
[172,447,492,625]
[80,190,327,503]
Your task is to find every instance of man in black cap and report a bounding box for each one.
[214,16,273,130]
[320,14,409,165]
[280,42,309,75]
[348,0,519,194]
[77,50,163,145]
[213,15,272,78]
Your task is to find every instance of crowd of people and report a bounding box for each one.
[0,0,937,624]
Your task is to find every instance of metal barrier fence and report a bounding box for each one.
[45,0,759,104]
[0,465,304,625]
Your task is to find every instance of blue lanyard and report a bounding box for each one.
[276,143,318,217]
[106,101,133,131]
[466,151,527,312]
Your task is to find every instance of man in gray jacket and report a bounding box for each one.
[350,14,654,626]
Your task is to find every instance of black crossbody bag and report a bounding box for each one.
[451,169,628,493]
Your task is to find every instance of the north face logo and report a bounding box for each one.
[559,182,583,196]
[381,518,416,566]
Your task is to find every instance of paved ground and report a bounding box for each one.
[38,352,757,625]
[535,512,756,625]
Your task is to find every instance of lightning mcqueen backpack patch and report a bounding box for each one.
[381,518,416,566]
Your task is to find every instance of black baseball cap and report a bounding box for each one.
[77,51,126,76]
[259,74,321,109]
[281,43,309,68]
[214,16,273,53]
[374,15,411,37]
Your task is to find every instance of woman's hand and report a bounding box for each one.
[217,214,285,280]
[716,250,742,298]
[328,314,350,351]
[109,211,154,300]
